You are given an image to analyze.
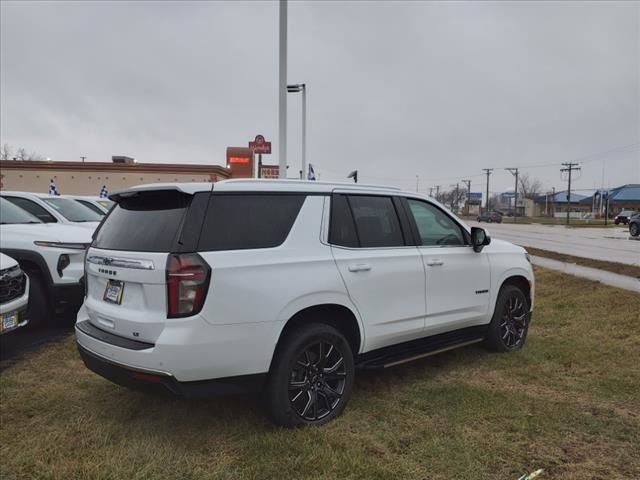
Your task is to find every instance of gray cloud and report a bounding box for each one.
[1,0,638,195]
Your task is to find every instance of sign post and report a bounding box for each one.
[249,135,272,179]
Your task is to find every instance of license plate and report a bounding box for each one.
[1,311,19,333]
[103,280,125,305]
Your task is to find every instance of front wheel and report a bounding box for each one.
[266,323,355,427]
[630,223,639,237]
[484,285,530,352]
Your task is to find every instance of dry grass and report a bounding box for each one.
[525,246,640,278]
[1,268,639,480]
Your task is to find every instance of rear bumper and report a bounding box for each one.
[78,344,267,397]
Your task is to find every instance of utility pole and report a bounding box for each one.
[80,156,86,163]
[462,179,471,216]
[429,187,433,197]
[416,175,419,193]
[435,185,440,202]
[505,168,519,223]
[560,162,581,225]
[278,0,287,178]
[454,183,459,212]
[482,169,493,213]
[551,187,556,219]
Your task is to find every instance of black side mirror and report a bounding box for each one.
[471,227,491,252]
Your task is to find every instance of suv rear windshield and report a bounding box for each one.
[93,191,192,252]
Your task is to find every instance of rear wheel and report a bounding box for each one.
[630,223,639,237]
[485,285,530,352]
[266,323,354,427]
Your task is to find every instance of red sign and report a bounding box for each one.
[249,134,271,154]
[229,156,250,164]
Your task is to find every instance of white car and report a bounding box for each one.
[62,195,114,216]
[1,191,102,230]
[76,180,534,426]
[0,198,92,326]
[0,252,29,334]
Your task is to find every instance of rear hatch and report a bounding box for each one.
[84,189,209,344]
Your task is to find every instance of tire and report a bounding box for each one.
[484,285,530,352]
[25,274,51,328]
[630,223,639,237]
[265,323,355,427]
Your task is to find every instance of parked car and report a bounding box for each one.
[614,210,637,225]
[0,198,91,326]
[76,180,534,426]
[62,195,114,216]
[629,213,640,237]
[477,211,503,223]
[0,252,29,334]
[1,191,102,230]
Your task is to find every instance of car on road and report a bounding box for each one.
[1,191,102,230]
[63,195,114,216]
[76,180,534,426]
[0,252,29,334]
[477,211,503,223]
[0,198,91,326]
[614,210,637,225]
[629,213,640,237]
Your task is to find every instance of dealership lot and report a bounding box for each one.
[1,268,638,479]
[468,221,640,266]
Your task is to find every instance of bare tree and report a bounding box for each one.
[16,148,28,161]
[440,186,468,212]
[518,173,543,199]
[0,143,12,160]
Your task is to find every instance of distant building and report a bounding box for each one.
[0,157,252,195]
[579,184,640,215]
[532,191,589,217]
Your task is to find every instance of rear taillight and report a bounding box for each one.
[166,253,211,318]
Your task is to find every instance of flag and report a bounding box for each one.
[49,179,59,195]
[99,185,109,198]
[307,164,316,181]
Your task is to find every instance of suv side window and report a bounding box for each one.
[347,195,405,248]
[407,199,466,247]
[329,194,358,247]
[198,194,306,251]
[4,197,57,223]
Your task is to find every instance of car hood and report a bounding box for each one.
[483,236,527,254]
[0,223,93,243]
[0,252,19,270]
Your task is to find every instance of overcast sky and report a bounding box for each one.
[1,0,638,194]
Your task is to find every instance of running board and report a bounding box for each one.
[356,325,487,370]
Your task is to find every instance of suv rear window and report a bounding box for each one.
[198,194,305,251]
[93,191,192,252]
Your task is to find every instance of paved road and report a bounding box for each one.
[468,221,640,266]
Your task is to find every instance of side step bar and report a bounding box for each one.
[356,325,487,369]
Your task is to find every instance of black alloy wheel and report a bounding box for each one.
[499,292,528,349]
[288,340,347,421]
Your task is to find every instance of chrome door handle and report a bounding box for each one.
[348,264,372,272]
[426,259,444,266]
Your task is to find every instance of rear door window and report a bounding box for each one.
[198,194,306,251]
[329,194,359,248]
[93,191,192,252]
[347,195,405,248]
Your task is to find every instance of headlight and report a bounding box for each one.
[34,241,90,250]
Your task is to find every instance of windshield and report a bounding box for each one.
[97,199,114,210]
[42,197,103,222]
[0,197,42,224]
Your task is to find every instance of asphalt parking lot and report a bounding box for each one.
[467,221,640,266]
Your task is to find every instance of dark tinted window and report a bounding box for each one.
[348,195,405,248]
[407,199,465,246]
[4,197,57,223]
[93,191,191,252]
[329,194,358,247]
[198,194,305,251]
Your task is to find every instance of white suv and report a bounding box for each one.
[76,180,534,426]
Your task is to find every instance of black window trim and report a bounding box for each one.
[328,193,416,250]
[401,196,471,248]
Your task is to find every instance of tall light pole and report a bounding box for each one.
[287,83,306,179]
[462,179,471,216]
[505,168,518,223]
[278,0,287,179]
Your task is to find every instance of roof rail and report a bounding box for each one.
[220,179,402,191]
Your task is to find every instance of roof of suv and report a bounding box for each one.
[111,179,404,199]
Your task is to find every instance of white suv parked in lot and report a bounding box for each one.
[76,180,534,426]
[0,252,29,334]
[0,198,92,326]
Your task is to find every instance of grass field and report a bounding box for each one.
[1,268,639,480]
[525,247,640,279]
